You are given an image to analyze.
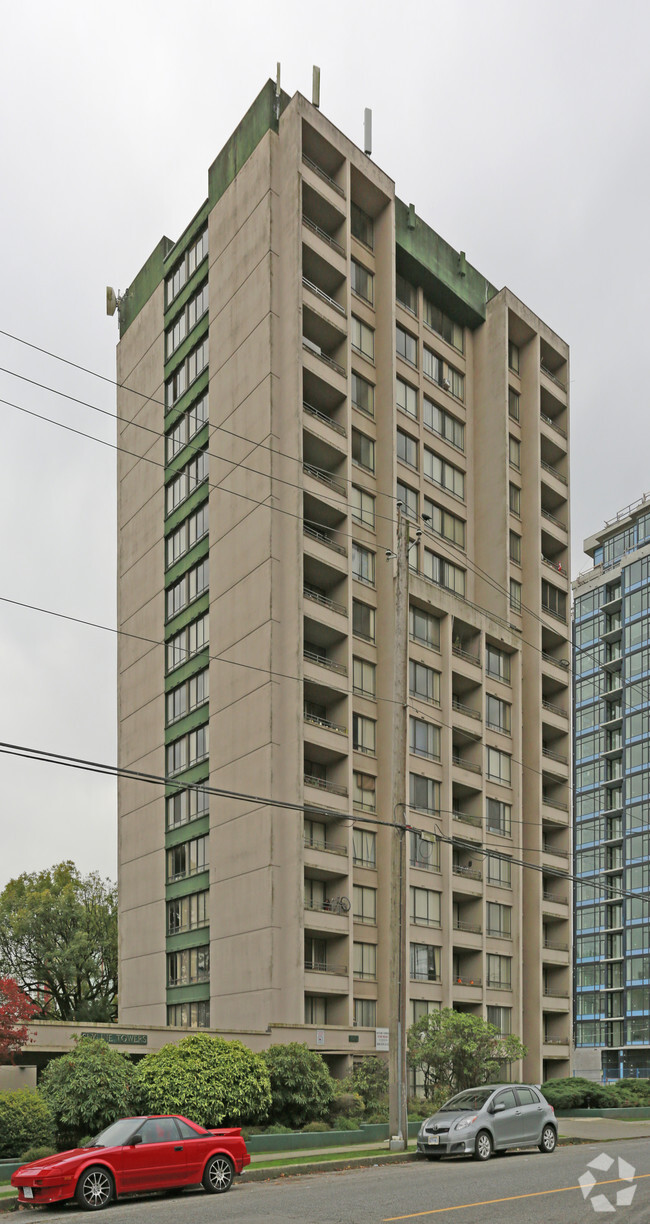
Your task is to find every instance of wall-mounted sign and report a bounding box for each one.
[348,1034,360,1043]
[316,1029,325,1046]
[375,1027,389,1051]
[81,1032,148,1046]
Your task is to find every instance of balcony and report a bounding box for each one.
[452,695,482,722]
[540,362,567,394]
[304,523,347,559]
[452,753,482,776]
[453,919,482,935]
[303,645,347,679]
[303,213,345,257]
[304,399,346,439]
[303,462,347,499]
[540,409,567,440]
[303,275,346,320]
[304,899,349,937]
[453,862,483,882]
[304,772,348,797]
[302,180,346,255]
[452,642,481,667]
[542,697,568,721]
[541,507,568,534]
[302,153,345,199]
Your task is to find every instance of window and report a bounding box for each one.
[351,316,375,361]
[166,724,209,775]
[305,995,328,1024]
[423,499,466,548]
[486,902,511,938]
[352,542,375,585]
[353,771,376,811]
[397,481,418,522]
[486,644,511,683]
[410,716,440,761]
[396,274,417,314]
[509,531,521,565]
[423,347,441,385]
[351,486,375,529]
[423,449,465,499]
[353,827,376,867]
[167,890,209,935]
[423,398,464,451]
[397,428,418,469]
[165,337,209,408]
[486,747,511,784]
[508,388,520,421]
[542,579,567,621]
[353,713,376,754]
[423,298,463,352]
[409,774,440,815]
[166,448,209,515]
[486,695,511,734]
[509,435,520,470]
[353,656,376,697]
[409,660,440,704]
[410,605,440,649]
[352,428,375,472]
[396,325,418,367]
[410,943,441,982]
[410,830,440,871]
[166,280,209,358]
[353,599,375,641]
[353,884,377,923]
[509,579,522,612]
[165,227,208,306]
[167,945,210,987]
[487,1005,511,1035]
[411,999,440,1023]
[165,503,209,569]
[422,549,466,597]
[396,377,418,419]
[410,886,441,928]
[351,372,375,417]
[167,1000,210,1028]
[166,558,209,620]
[166,612,209,671]
[354,942,377,980]
[166,834,208,882]
[509,482,521,517]
[166,668,209,725]
[486,854,512,888]
[166,786,209,830]
[351,259,374,304]
[354,998,377,1027]
[351,203,373,249]
[486,953,511,989]
[508,340,519,374]
[486,798,511,837]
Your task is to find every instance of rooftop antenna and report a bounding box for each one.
[275,62,281,119]
[364,107,372,157]
[106,287,126,321]
[312,65,320,109]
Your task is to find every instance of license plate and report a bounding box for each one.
[23,1188,33,1199]
[427,1135,439,1145]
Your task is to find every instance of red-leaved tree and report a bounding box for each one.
[0,977,37,1064]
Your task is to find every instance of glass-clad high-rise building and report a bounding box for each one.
[573,495,650,1080]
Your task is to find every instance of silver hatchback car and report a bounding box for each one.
[416,1084,557,1161]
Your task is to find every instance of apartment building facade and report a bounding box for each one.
[573,496,650,1080]
[116,80,571,1080]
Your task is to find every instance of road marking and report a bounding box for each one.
[383,1172,650,1220]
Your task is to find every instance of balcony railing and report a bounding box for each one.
[540,410,567,439]
[541,508,567,531]
[453,864,483,881]
[542,601,567,624]
[543,987,570,999]
[542,698,567,718]
[542,796,569,811]
[303,647,347,676]
[302,154,345,197]
[542,557,568,578]
[302,214,345,256]
[453,920,482,934]
[452,643,481,666]
[304,960,348,975]
[543,939,569,952]
[303,587,347,617]
[452,696,481,720]
[304,897,350,915]
[304,773,348,796]
[453,811,482,829]
[542,746,568,765]
[303,462,347,496]
[544,1036,570,1045]
[303,399,347,437]
[454,976,482,987]
[302,339,346,378]
[303,833,348,856]
[542,890,567,904]
[541,459,568,486]
[486,979,512,991]
[540,363,566,391]
[452,754,482,774]
[541,651,569,670]
[304,710,347,735]
[302,276,346,316]
[542,841,570,860]
[304,523,347,556]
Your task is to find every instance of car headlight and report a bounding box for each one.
[454,1114,478,1131]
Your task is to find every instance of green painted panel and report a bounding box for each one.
[165,927,210,954]
[165,983,210,1005]
[395,199,497,330]
[164,483,209,536]
[163,199,210,278]
[164,758,210,795]
[164,369,209,431]
[164,649,210,692]
[164,314,209,381]
[164,260,209,327]
[165,592,210,639]
[164,538,209,590]
[165,869,210,901]
[165,815,210,851]
[119,236,173,338]
[164,703,209,746]
[165,425,210,480]
[208,78,290,208]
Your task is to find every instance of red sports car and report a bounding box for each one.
[11,1114,250,1210]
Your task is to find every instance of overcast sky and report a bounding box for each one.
[1,0,648,889]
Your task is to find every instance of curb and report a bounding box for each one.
[244,1151,418,1181]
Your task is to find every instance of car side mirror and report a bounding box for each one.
[491,1103,506,1113]
[128,1134,143,1146]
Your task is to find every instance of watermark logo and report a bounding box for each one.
[579,1152,637,1213]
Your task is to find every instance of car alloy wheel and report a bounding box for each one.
[539,1124,557,1153]
[203,1154,234,1194]
[75,1166,114,1211]
[474,1130,493,1162]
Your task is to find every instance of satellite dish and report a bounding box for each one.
[106,286,118,317]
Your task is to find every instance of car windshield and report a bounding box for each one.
[440,1089,493,1112]
[88,1119,146,1148]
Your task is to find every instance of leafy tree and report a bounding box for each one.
[0,977,38,1064]
[0,1088,55,1159]
[350,1056,389,1110]
[38,1036,134,1148]
[0,862,117,1021]
[407,1009,527,1097]
[263,1042,334,1129]
[134,1034,270,1127]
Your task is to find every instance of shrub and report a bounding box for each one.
[351,1057,389,1110]
[302,1121,330,1133]
[541,1077,612,1111]
[330,1091,364,1121]
[263,1043,335,1130]
[331,1116,361,1132]
[263,1123,294,1135]
[134,1034,270,1127]
[18,1145,57,1164]
[38,1037,133,1149]
[0,1089,54,1159]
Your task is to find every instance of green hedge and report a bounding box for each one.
[0,1090,54,1160]
[542,1076,650,1110]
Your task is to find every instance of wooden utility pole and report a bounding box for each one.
[388,509,409,1149]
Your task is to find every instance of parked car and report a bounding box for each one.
[416,1084,557,1161]
[11,1114,250,1210]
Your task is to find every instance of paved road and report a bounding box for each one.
[18,1138,650,1223]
